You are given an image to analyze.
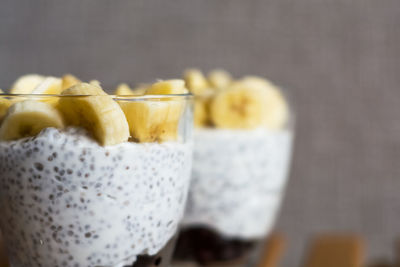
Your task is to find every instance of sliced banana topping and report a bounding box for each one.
[59,83,129,146]
[132,86,147,95]
[0,100,64,141]
[120,101,178,143]
[114,83,135,95]
[0,96,11,122]
[239,77,289,129]
[27,77,63,106]
[115,84,148,96]
[260,86,289,130]
[121,80,187,142]
[183,69,210,95]
[208,69,232,90]
[146,80,188,95]
[210,77,289,130]
[62,74,81,90]
[89,80,101,87]
[182,68,289,130]
[194,97,210,127]
[210,83,269,129]
[0,75,191,144]
[10,74,46,94]
[31,77,62,94]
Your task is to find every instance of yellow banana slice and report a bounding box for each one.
[261,89,288,129]
[10,74,45,94]
[208,69,232,90]
[115,84,148,96]
[240,76,289,129]
[31,77,62,94]
[29,77,63,106]
[89,80,101,87]
[183,69,210,95]
[58,83,129,146]
[0,95,11,122]
[210,83,267,129]
[146,79,188,95]
[114,83,135,95]
[194,97,210,127]
[120,101,179,142]
[121,80,187,142]
[132,86,147,95]
[0,100,64,141]
[62,74,81,90]
[210,76,289,129]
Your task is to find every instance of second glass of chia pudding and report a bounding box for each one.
[173,69,294,266]
[0,75,193,267]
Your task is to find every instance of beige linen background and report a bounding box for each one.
[1,0,400,265]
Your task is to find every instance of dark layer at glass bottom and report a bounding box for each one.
[173,227,261,266]
[129,236,177,267]
[121,236,176,267]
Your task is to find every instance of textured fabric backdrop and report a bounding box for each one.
[1,0,400,265]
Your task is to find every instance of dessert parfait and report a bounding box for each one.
[0,75,193,267]
[173,69,294,266]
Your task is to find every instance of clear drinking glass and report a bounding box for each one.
[0,93,193,267]
[174,91,294,266]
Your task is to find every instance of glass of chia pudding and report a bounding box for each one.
[0,75,193,267]
[173,69,294,266]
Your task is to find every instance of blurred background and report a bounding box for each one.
[1,0,400,265]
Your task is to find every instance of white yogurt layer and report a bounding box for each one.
[0,127,192,267]
[182,128,293,239]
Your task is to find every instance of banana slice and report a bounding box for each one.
[146,79,188,95]
[132,86,147,95]
[194,97,210,127]
[62,74,81,90]
[31,77,62,94]
[29,77,63,106]
[262,88,288,129]
[0,96,11,122]
[115,84,148,96]
[10,74,46,94]
[0,100,64,141]
[183,69,210,95]
[121,80,187,142]
[114,83,135,95]
[210,84,267,129]
[0,89,9,119]
[59,83,129,146]
[208,69,232,90]
[240,76,289,129]
[120,101,179,142]
[210,77,289,129]
[210,78,289,129]
[89,80,101,87]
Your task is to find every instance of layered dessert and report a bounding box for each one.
[173,69,294,266]
[0,76,193,267]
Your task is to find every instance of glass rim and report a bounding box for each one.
[0,93,193,100]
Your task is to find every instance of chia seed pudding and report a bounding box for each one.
[0,127,193,267]
[174,128,293,265]
[184,128,293,238]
